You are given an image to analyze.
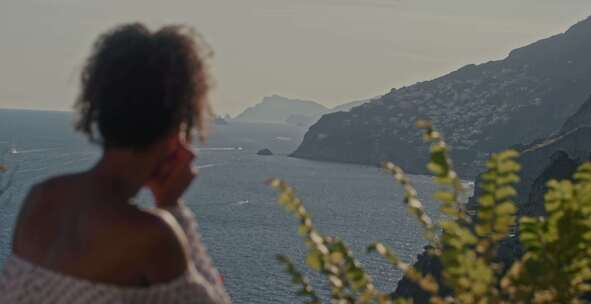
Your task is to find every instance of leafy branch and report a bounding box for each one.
[270,121,591,304]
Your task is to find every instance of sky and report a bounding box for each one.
[1,1,591,116]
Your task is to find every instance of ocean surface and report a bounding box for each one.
[0,109,455,303]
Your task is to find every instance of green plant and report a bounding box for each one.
[269,120,591,303]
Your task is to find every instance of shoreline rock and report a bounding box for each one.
[257,148,273,156]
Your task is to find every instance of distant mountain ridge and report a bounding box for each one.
[292,16,591,178]
[233,95,329,123]
[233,94,377,126]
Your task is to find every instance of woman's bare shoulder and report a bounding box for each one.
[14,174,191,285]
[23,173,90,206]
[13,174,85,232]
[121,207,191,283]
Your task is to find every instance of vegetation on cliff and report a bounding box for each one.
[272,122,591,303]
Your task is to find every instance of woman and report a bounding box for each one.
[0,23,230,303]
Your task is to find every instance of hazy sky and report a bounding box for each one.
[1,1,591,116]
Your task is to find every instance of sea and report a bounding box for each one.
[0,109,455,303]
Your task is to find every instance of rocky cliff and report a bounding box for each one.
[523,150,579,217]
[561,94,591,133]
[292,16,591,178]
[394,93,591,302]
[394,138,589,302]
[330,98,375,113]
[393,237,522,302]
[468,94,591,216]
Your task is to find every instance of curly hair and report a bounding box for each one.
[75,23,212,149]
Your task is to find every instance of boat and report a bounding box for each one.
[9,141,17,154]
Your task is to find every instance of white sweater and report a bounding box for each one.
[0,204,231,304]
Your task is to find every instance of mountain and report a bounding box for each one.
[284,97,379,127]
[234,94,377,127]
[233,95,329,123]
[284,113,319,127]
[330,97,376,113]
[292,16,591,178]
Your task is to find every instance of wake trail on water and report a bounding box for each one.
[197,147,244,151]
[197,163,225,169]
[16,148,57,154]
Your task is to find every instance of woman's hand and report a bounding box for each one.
[146,143,197,208]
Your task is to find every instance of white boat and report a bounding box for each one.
[9,141,17,154]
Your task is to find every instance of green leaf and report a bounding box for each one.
[427,162,444,175]
[494,201,517,215]
[494,186,517,200]
[329,251,344,265]
[306,251,322,271]
[497,173,520,185]
[478,194,495,207]
[497,149,519,160]
[475,224,492,236]
[498,160,521,174]
[434,191,455,204]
